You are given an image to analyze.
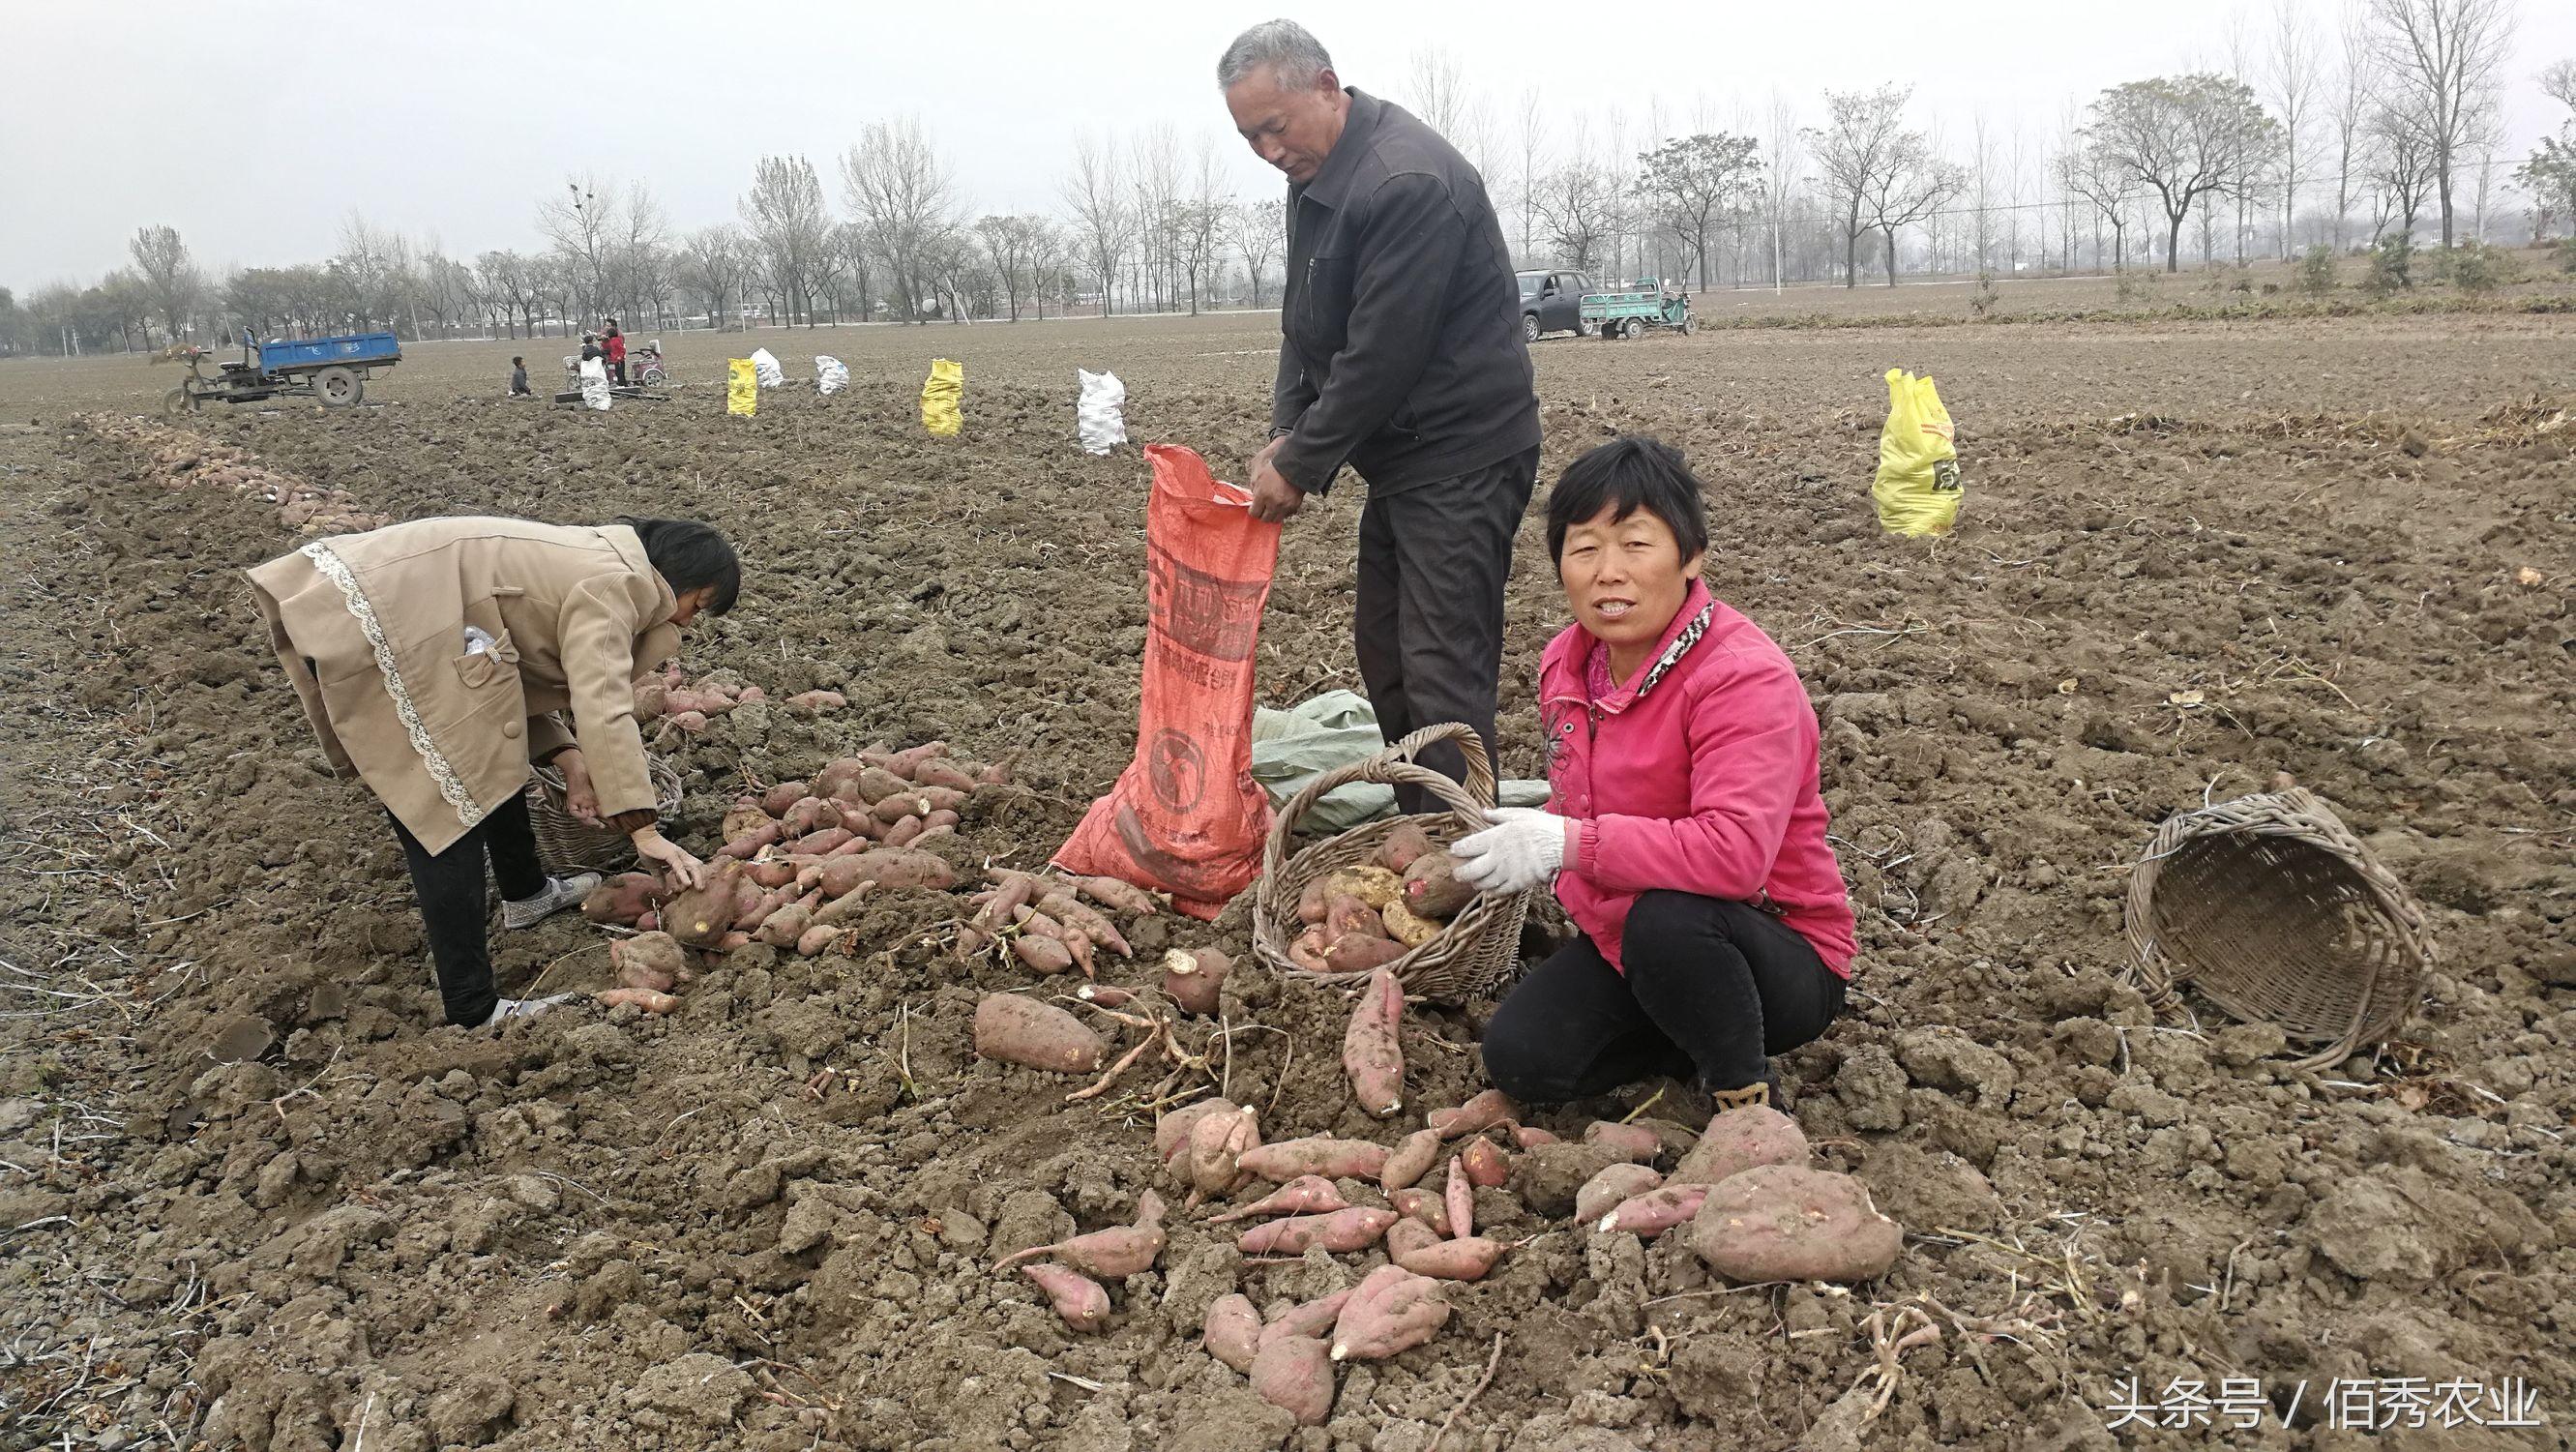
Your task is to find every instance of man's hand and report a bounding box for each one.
[1247,436,1305,524]
[632,827,704,891]
[555,748,601,826]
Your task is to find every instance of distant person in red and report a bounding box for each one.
[603,320,628,386]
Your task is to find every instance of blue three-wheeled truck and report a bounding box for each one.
[163,328,402,414]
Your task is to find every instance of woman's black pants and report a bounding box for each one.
[388,792,548,1027]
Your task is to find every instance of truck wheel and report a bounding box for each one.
[1522,313,1540,343]
[312,367,363,408]
[1680,314,1698,336]
[163,387,198,417]
[1620,316,1645,340]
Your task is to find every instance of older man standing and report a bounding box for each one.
[1221,19,1542,804]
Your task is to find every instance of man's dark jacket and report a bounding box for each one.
[1271,89,1541,495]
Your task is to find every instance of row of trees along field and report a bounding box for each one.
[6,0,2570,355]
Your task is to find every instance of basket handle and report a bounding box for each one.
[1261,722,1498,884]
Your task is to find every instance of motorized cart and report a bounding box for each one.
[163,329,401,413]
[1578,281,1696,339]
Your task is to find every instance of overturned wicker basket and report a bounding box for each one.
[2125,786,2431,1071]
[1251,723,1532,1006]
[524,755,686,874]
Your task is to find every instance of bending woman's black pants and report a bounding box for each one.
[388,791,548,1027]
[1482,890,1847,1101]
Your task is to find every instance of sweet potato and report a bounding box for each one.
[815,848,954,899]
[809,757,869,802]
[993,1191,1165,1278]
[1597,1184,1710,1238]
[1460,1137,1510,1189]
[781,796,842,838]
[743,858,802,890]
[1512,1125,1560,1148]
[663,689,727,717]
[635,910,658,933]
[1390,1188,1452,1237]
[1236,1206,1397,1256]
[713,931,751,951]
[610,931,687,993]
[664,861,755,947]
[1039,892,1129,957]
[872,792,934,825]
[721,797,773,844]
[1445,1157,1474,1240]
[1013,907,1091,975]
[795,924,841,957]
[1011,933,1074,975]
[1296,878,1329,926]
[784,690,844,715]
[1203,1294,1262,1374]
[1575,1164,1667,1226]
[1374,823,1435,874]
[976,757,1015,786]
[1386,1217,1511,1283]
[580,873,660,926]
[634,677,668,719]
[1157,1097,1239,1165]
[1401,853,1474,918]
[1378,897,1441,948]
[1686,1167,1902,1284]
[792,826,855,857]
[973,993,1107,1074]
[1671,1105,1809,1187]
[1583,1121,1665,1164]
[1075,984,1135,1008]
[594,987,678,1014]
[713,821,783,860]
[1321,865,1403,910]
[1379,1128,1443,1194]
[1189,1106,1261,1198]
[881,815,925,847]
[1208,1174,1351,1225]
[1323,933,1406,975]
[731,886,789,932]
[1258,1289,1353,1349]
[1287,928,1332,974]
[1249,1337,1335,1427]
[922,808,962,832]
[760,780,811,816]
[1020,1264,1110,1333]
[809,885,872,928]
[886,740,950,779]
[910,756,978,791]
[1341,966,1405,1117]
[754,903,813,949]
[1429,1089,1517,1141]
[1074,874,1161,916]
[1236,1138,1390,1183]
[1161,947,1228,1016]
[1325,893,1388,943]
[1328,1265,1450,1362]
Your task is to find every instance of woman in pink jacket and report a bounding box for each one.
[1455,436,1855,1111]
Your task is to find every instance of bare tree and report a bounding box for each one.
[1762,92,1804,290]
[2368,103,2436,238]
[127,225,200,341]
[610,183,670,327]
[418,252,473,338]
[1859,129,1960,286]
[1808,86,1918,287]
[974,215,1048,321]
[1637,133,1762,290]
[677,226,749,331]
[1406,46,1468,140]
[2332,5,2383,251]
[2268,0,2322,255]
[2366,0,2518,248]
[536,176,621,320]
[842,116,965,323]
[2063,148,2137,269]
[1060,134,1135,315]
[475,251,541,339]
[739,155,831,326]
[2517,60,2576,235]
[1515,89,1547,261]
[1229,197,1287,307]
[2085,74,2279,273]
[1531,118,1618,271]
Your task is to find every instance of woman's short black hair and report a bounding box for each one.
[1545,434,1711,563]
[620,517,740,615]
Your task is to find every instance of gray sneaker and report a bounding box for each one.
[501,873,602,931]
[482,993,577,1026]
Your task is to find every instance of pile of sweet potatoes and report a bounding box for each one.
[85,415,386,536]
[635,662,850,742]
[1284,823,1476,974]
[957,868,1163,978]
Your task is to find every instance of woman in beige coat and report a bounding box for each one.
[248,516,738,1027]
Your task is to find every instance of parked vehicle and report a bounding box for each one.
[1579,280,1696,339]
[163,329,401,414]
[1516,269,1598,341]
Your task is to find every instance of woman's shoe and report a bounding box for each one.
[502,873,603,931]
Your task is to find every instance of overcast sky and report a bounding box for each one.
[5,0,2571,287]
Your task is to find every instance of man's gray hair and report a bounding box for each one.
[1217,19,1333,91]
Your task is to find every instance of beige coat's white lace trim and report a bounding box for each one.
[299,542,488,831]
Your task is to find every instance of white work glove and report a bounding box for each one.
[1449,807,1567,895]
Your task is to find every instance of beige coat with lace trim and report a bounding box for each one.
[247,518,680,856]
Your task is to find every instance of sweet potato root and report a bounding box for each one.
[1236,1206,1397,1256]
[1011,933,1074,975]
[1020,1264,1110,1333]
[664,861,756,947]
[1341,966,1405,1117]
[1512,1125,1560,1148]
[1686,1167,1902,1284]
[1328,1264,1450,1362]
[1374,823,1435,874]
[1460,1137,1510,1188]
[784,690,845,715]
[1258,1289,1353,1350]
[1379,1128,1443,1194]
[1596,1184,1710,1238]
[1582,1121,1664,1164]
[754,903,813,949]
[1429,1089,1517,1141]
[1206,1175,1350,1225]
[1575,1164,1667,1226]
[1390,1188,1451,1237]
[713,822,783,860]
[1249,1337,1334,1426]
[580,873,660,927]
[760,781,811,816]
[1161,947,1229,1016]
[972,994,1106,1074]
[594,987,678,1014]
[721,797,773,844]
[781,796,842,838]
[1287,928,1332,974]
[1671,1105,1809,1187]
[1321,865,1403,910]
[1325,893,1388,943]
[909,756,978,791]
[794,924,840,957]
[815,848,954,899]
[1296,878,1329,926]
[1401,853,1474,919]
[1323,933,1406,975]
[1385,1217,1510,1282]
[1189,1107,1261,1199]
[1203,1294,1262,1374]
[1445,1157,1474,1239]
[1378,897,1441,948]
[609,931,687,993]
[1235,1138,1390,1183]
[1074,874,1160,916]
[993,1191,1165,1278]
[1156,1096,1239,1165]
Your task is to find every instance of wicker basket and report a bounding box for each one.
[524,756,686,874]
[1251,723,1532,1005]
[2125,786,2431,1071]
